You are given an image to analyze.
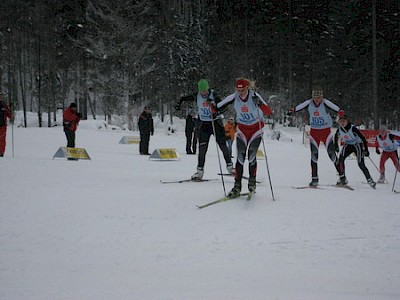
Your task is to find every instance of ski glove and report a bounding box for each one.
[287,107,295,116]
[363,149,370,157]
[376,149,381,155]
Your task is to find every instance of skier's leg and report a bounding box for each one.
[389,151,400,172]
[247,135,262,191]
[197,123,212,169]
[228,134,247,196]
[309,134,320,185]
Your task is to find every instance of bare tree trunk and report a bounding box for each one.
[372,0,378,130]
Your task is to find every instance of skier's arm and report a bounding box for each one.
[353,127,368,151]
[375,138,381,154]
[253,92,272,116]
[323,99,340,113]
[217,93,235,108]
[175,93,196,110]
[292,99,311,113]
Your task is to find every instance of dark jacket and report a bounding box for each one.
[138,111,154,134]
[185,114,195,134]
[0,101,13,127]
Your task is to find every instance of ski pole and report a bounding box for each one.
[367,156,388,183]
[392,154,399,192]
[11,119,14,158]
[256,103,276,201]
[210,114,227,196]
[368,156,380,174]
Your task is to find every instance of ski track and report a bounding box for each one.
[1,123,400,299]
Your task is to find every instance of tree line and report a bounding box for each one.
[0,0,398,129]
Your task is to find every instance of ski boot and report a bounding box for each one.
[191,167,204,181]
[336,175,348,186]
[377,174,385,184]
[367,178,376,189]
[248,177,256,192]
[309,177,319,187]
[228,182,241,198]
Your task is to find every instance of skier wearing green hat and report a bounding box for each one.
[176,79,233,180]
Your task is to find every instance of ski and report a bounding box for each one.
[292,185,324,190]
[218,173,262,183]
[160,179,218,184]
[196,193,249,209]
[332,184,354,191]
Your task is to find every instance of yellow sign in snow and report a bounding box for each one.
[53,147,91,160]
[119,136,140,144]
[256,149,265,159]
[149,148,180,161]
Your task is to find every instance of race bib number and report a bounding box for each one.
[311,117,326,128]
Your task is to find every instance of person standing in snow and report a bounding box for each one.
[216,78,272,196]
[375,125,400,183]
[175,79,233,180]
[185,112,196,154]
[138,106,154,155]
[224,117,236,158]
[335,113,376,188]
[288,86,342,187]
[63,102,81,148]
[0,91,13,157]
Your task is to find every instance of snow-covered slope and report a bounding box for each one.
[1,121,399,299]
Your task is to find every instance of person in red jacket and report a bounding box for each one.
[375,125,400,183]
[63,102,81,148]
[0,91,13,157]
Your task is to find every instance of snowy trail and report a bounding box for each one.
[1,123,400,299]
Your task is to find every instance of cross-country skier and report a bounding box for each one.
[375,125,400,183]
[175,79,233,180]
[288,86,341,187]
[335,113,376,188]
[216,78,272,197]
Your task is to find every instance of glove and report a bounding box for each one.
[376,149,381,155]
[76,112,82,118]
[286,107,295,116]
[337,110,345,117]
[363,149,370,157]
[151,132,154,136]
[209,102,217,113]
[175,103,181,111]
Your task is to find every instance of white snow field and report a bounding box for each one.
[1,118,400,300]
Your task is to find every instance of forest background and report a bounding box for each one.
[0,0,399,130]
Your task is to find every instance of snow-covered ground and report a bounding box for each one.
[1,118,400,299]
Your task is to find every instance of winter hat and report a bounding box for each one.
[69,102,77,108]
[236,79,250,89]
[197,79,209,92]
[312,88,323,97]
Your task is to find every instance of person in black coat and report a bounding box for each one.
[185,113,196,154]
[138,106,154,155]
